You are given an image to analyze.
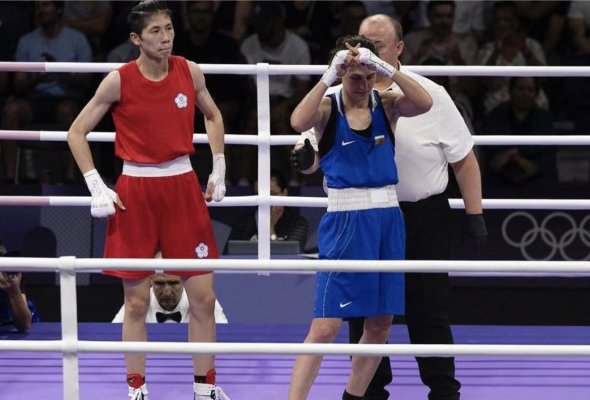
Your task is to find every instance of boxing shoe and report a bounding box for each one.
[128,384,148,400]
[194,383,231,400]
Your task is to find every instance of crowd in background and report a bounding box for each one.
[0,0,589,191]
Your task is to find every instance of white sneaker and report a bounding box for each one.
[194,383,230,400]
[128,384,148,400]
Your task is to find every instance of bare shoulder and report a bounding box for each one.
[185,59,204,87]
[96,70,121,104]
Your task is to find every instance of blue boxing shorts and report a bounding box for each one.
[314,206,405,318]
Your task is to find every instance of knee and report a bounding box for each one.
[124,295,150,319]
[307,321,340,343]
[363,316,393,341]
[187,291,216,317]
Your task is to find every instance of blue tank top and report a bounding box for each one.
[319,88,398,189]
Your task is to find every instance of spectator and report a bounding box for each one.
[514,1,570,62]
[239,1,311,185]
[176,0,251,184]
[226,169,309,252]
[564,1,590,131]
[481,76,556,188]
[283,1,335,64]
[476,1,548,115]
[0,2,33,182]
[568,0,590,55]
[402,1,478,66]
[1,0,92,183]
[63,0,113,61]
[0,237,40,333]
[210,0,253,43]
[331,1,368,39]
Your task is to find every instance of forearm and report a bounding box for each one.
[205,110,225,155]
[452,151,483,214]
[67,129,96,174]
[393,72,432,112]
[290,81,328,133]
[8,291,32,332]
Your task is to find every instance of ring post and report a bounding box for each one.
[59,256,79,400]
[256,63,271,263]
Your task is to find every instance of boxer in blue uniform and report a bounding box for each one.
[288,35,432,400]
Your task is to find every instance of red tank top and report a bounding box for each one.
[112,55,195,163]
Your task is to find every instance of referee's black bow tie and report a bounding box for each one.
[155,311,182,323]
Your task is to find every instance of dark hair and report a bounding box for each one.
[271,169,288,191]
[328,35,378,64]
[127,0,172,36]
[426,1,456,14]
[509,76,540,93]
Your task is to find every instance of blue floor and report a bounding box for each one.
[2,323,590,399]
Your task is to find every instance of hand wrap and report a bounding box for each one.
[208,153,226,202]
[358,48,396,78]
[84,169,118,218]
[320,50,349,87]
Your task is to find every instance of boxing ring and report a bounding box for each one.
[1,62,590,400]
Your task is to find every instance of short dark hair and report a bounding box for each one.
[127,1,172,36]
[271,169,288,191]
[328,35,378,64]
[509,76,540,93]
[427,1,456,15]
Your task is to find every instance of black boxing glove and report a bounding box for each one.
[464,214,488,254]
[291,138,316,171]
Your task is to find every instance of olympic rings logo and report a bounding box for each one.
[501,212,590,261]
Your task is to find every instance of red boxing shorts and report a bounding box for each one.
[102,170,218,280]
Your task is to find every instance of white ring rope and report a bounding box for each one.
[0,196,589,210]
[3,62,590,77]
[2,130,590,145]
[1,340,590,358]
[1,257,590,274]
[1,61,589,400]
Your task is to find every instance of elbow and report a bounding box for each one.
[290,116,308,134]
[421,96,433,114]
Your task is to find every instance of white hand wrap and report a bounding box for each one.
[208,153,226,202]
[320,49,349,87]
[83,169,118,218]
[358,48,396,78]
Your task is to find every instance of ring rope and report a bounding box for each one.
[3,61,590,77]
[1,60,589,400]
[2,130,590,146]
[1,257,590,274]
[0,196,588,210]
[1,340,590,357]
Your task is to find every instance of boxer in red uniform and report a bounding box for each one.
[67,2,229,399]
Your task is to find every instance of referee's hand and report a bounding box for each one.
[291,138,315,171]
[464,214,487,254]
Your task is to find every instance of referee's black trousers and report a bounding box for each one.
[348,193,461,400]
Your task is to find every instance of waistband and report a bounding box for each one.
[122,155,193,177]
[327,185,398,212]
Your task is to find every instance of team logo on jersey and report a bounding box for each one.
[195,242,209,258]
[374,135,385,145]
[174,93,188,109]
